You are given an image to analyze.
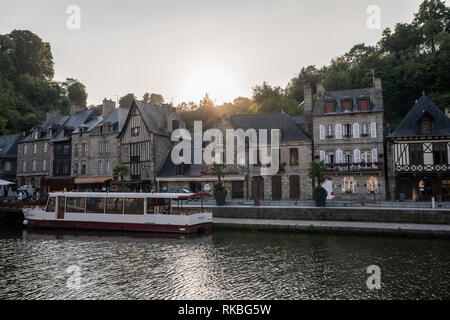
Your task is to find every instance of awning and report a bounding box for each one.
[74,176,113,184]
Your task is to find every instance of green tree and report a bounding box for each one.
[113,164,130,181]
[64,78,87,107]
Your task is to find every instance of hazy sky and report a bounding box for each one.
[0,0,425,106]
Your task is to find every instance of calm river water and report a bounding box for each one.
[0,224,449,299]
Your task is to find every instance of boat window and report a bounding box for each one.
[106,198,124,214]
[66,197,85,213]
[147,198,170,214]
[125,198,144,215]
[86,197,105,214]
[46,197,56,212]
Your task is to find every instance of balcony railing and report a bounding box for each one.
[395,164,450,172]
[326,162,383,172]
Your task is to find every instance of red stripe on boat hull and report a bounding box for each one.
[27,219,212,234]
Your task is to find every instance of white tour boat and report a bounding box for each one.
[23,192,212,234]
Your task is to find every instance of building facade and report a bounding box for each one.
[0,133,25,182]
[119,100,184,191]
[311,79,387,200]
[387,96,450,201]
[71,99,128,190]
[157,112,313,200]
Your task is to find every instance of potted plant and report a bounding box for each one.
[308,160,328,207]
[211,163,227,205]
[113,164,130,181]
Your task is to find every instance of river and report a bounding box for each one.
[0,224,449,299]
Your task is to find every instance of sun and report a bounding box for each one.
[180,62,239,105]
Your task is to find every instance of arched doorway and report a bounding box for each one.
[289,175,300,200]
[251,176,264,200]
[272,176,282,200]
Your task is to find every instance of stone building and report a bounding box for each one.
[0,133,25,182]
[311,78,387,200]
[118,99,185,191]
[71,99,128,190]
[387,95,450,201]
[17,111,67,191]
[157,112,313,200]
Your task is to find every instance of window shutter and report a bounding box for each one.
[371,122,377,138]
[353,149,361,163]
[335,124,342,139]
[320,150,325,162]
[353,123,360,138]
[319,125,325,140]
[336,150,343,163]
[372,148,378,163]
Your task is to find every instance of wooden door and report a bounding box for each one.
[251,177,264,200]
[289,175,300,200]
[57,196,65,219]
[272,176,282,200]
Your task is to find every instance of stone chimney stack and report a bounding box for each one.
[374,77,382,89]
[303,83,313,137]
[102,98,116,118]
[46,110,61,121]
[70,104,86,115]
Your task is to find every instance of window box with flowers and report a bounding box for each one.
[361,132,369,137]
[344,134,351,138]
[327,134,334,139]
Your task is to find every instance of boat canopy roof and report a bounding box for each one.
[48,191,209,199]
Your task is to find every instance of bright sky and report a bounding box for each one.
[0,0,424,106]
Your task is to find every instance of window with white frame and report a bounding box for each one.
[336,149,343,164]
[370,122,377,138]
[22,160,26,172]
[105,160,110,174]
[98,161,103,175]
[42,160,47,171]
[4,161,11,171]
[99,142,104,153]
[353,149,361,163]
[342,176,357,193]
[371,148,378,164]
[44,142,48,153]
[352,123,360,139]
[319,125,325,140]
[33,143,37,153]
[32,160,36,171]
[105,142,111,153]
[319,150,326,162]
[361,151,371,164]
[23,144,27,155]
[335,124,342,139]
[367,176,378,193]
[123,145,129,156]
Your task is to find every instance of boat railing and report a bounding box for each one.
[147,208,210,215]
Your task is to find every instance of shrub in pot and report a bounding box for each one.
[214,183,228,205]
[313,186,327,207]
[308,160,328,207]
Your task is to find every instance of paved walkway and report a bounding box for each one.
[213,217,450,236]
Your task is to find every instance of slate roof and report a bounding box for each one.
[313,87,383,115]
[51,109,94,142]
[103,107,129,133]
[0,133,24,159]
[291,115,306,132]
[132,100,169,137]
[228,112,310,142]
[157,147,202,178]
[23,115,68,142]
[389,95,450,138]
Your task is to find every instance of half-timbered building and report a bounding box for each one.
[387,95,450,201]
[118,100,184,191]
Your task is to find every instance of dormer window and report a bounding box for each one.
[342,99,352,112]
[33,131,39,139]
[325,100,336,113]
[420,117,432,134]
[359,97,369,111]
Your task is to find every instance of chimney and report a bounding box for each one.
[102,98,116,118]
[374,77,382,89]
[46,110,61,121]
[317,83,325,95]
[70,104,86,115]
